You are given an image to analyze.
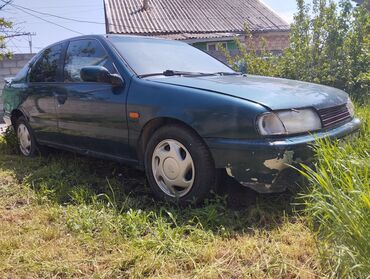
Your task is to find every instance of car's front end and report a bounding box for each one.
[206,104,360,192]
[204,96,360,192]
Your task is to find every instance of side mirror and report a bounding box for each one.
[4,77,13,85]
[80,66,124,87]
[233,61,247,74]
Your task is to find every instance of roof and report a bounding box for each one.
[104,0,290,37]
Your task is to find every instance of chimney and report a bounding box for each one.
[143,0,149,11]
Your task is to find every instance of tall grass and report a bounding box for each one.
[301,104,370,278]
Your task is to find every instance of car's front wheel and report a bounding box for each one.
[145,124,216,204]
[15,117,38,157]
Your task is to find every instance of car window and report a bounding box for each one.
[64,39,115,82]
[29,44,63,83]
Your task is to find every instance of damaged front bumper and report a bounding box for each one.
[205,118,361,193]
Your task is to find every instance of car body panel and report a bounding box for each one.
[20,82,60,142]
[55,82,130,157]
[148,74,348,110]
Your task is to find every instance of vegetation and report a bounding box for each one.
[300,105,369,278]
[0,1,13,60]
[223,0,369,101]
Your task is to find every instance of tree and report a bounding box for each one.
[281,0,369,100]
[0,0,13,60]
[222,0,369,101]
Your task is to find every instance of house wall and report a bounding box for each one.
[191,31,290,63]
[249,31,290,55]
[192,40,239,63]
[0,53,35,122]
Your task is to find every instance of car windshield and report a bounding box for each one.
[108,36,235,77]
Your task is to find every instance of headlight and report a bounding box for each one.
[257,109,322,136]
[346,98,355,118]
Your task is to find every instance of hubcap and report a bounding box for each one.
[17,124,32,156]
[151,139,195,198]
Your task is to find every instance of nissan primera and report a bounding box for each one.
[2,35,360,203]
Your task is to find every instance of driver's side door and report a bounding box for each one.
[56,38,129,158]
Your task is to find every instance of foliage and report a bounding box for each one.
[220,29,281,77]
[223,0,370,101]
[0,127,18,154]
[299,104,370,278]
[281,0,369,101]
[0,1,13,60]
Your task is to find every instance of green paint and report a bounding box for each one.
[192,42,207,51]
[192,40,237,51]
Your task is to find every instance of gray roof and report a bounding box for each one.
[104,0,290,36]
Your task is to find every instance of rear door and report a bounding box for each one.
[23,43,65,143]
[56,38,129,157]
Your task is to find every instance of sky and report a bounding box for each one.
[1,0,339,54]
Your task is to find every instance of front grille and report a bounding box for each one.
[318,104,351,128]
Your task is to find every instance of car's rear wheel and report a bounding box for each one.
[145,124,216,204]
[15,117,38,157]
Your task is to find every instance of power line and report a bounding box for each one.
[1,1,84,35]
[4,1,163,32]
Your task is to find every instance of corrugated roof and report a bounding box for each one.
[104,0,290,35]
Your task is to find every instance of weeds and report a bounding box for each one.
[300,105,370,278]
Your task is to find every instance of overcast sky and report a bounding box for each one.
[2,0,340,54]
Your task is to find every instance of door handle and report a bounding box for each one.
[53,92,67,105]
[56,95,67,105]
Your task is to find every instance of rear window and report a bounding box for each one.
[29,44,63,83]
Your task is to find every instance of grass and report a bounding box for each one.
[0,104,368,278]
[299,104,370,278]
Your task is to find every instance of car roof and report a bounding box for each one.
[41,34,184,52]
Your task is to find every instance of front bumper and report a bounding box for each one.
[205,118,361,193]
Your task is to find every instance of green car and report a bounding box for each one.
[1,35,361,204]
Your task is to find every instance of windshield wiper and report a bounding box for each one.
[210,72,241,76]
[138,70,241,78]
[139,70,212,78]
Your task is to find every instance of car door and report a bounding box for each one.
[23,43,65,143]
[56,38,129,158]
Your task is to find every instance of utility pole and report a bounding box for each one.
[4,32,36,53]
[28,33,35,53]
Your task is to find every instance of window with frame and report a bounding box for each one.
[29,43,63,82]
[207,42,228,51]
[64,39,115,82]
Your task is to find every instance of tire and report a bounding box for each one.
[144,124,216,204]
[15,116,38,157]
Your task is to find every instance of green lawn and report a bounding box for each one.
[0,105,368,278]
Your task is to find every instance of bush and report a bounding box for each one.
[0,127,18,154]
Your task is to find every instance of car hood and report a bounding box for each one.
[149,74,348,110]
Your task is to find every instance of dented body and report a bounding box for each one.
[206,118,360,192]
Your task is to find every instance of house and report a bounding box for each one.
[103,0,290,61]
